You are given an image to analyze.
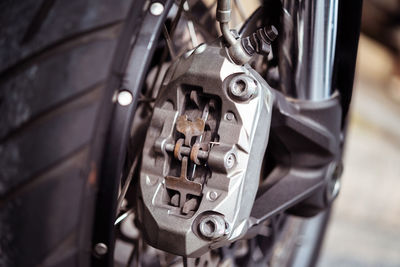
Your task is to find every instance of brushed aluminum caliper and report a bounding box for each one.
[136,38,274,257]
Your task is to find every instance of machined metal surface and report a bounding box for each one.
[279,0,338,100]
[198,214,228,240]
[216,0,253,65]
[137,39,274,257]
[241,26,278,57]
[228,74,258,101]
[249,89,342,226]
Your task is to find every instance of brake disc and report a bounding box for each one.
[136,39,274,257]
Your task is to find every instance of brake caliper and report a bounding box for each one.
[137,40,273,257]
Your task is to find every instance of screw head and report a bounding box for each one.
[230,79,246,96]
[225,112,235,121]
[198,214,226,240]
[150,2,164,16]
[228,74,257,101]
[225,153,236,169]
[117,90,133,106]
[94,243,108,256]
[208,191,218,201]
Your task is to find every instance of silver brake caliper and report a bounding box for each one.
[137,40,273,257]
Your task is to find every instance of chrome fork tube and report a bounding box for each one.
[279,0,338,100]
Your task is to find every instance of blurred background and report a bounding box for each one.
[318,0,400,266]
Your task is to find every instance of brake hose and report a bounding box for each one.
[216,0,237,47]
[216,0,278,65]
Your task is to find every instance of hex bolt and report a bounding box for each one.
[94,243,108,256]
[198,214,227,240]
[241,25,278,56]
[225,153,236,169]
[225,112,235,121]
[228,74,257,101]
[208,191,218,201]
[150,2,164,16]
[117,90,133,106]
[265,26,278,42]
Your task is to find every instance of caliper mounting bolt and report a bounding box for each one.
[229,74,258,101]
[198,214,227,240]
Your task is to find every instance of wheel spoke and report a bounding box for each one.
[182,11,217,40]
[170,0,186,36]
[162,24,176,58]
[149,0,186,99]
[116,155,139,215]
[183,1,199,48]
[126,239,140,267]
[115,209,134,226]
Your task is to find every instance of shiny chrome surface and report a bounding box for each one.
[279,0,338,100]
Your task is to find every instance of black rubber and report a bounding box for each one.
[0,1,137,266]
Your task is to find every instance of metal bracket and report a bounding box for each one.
[248,88,342,228]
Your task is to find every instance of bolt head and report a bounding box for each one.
[225,112,235,121]
[241,37,255,56]
[150,2,164,16]
[94,243,108,256]
[230,79,247,97]
[208,191,218,201]
[265,26,278,42]
[228,74,257,101]
[117,90,133,106]
[198,215,226,240]
[225,153,236,169]
[257,38,271,55]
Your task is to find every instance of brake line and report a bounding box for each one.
[216,0,237,47]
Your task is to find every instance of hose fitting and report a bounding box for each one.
[216,0,278,65]
[241,26,278,56]
[216,0,231,23]
[217,0,250,64]
[217,0,236,47]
